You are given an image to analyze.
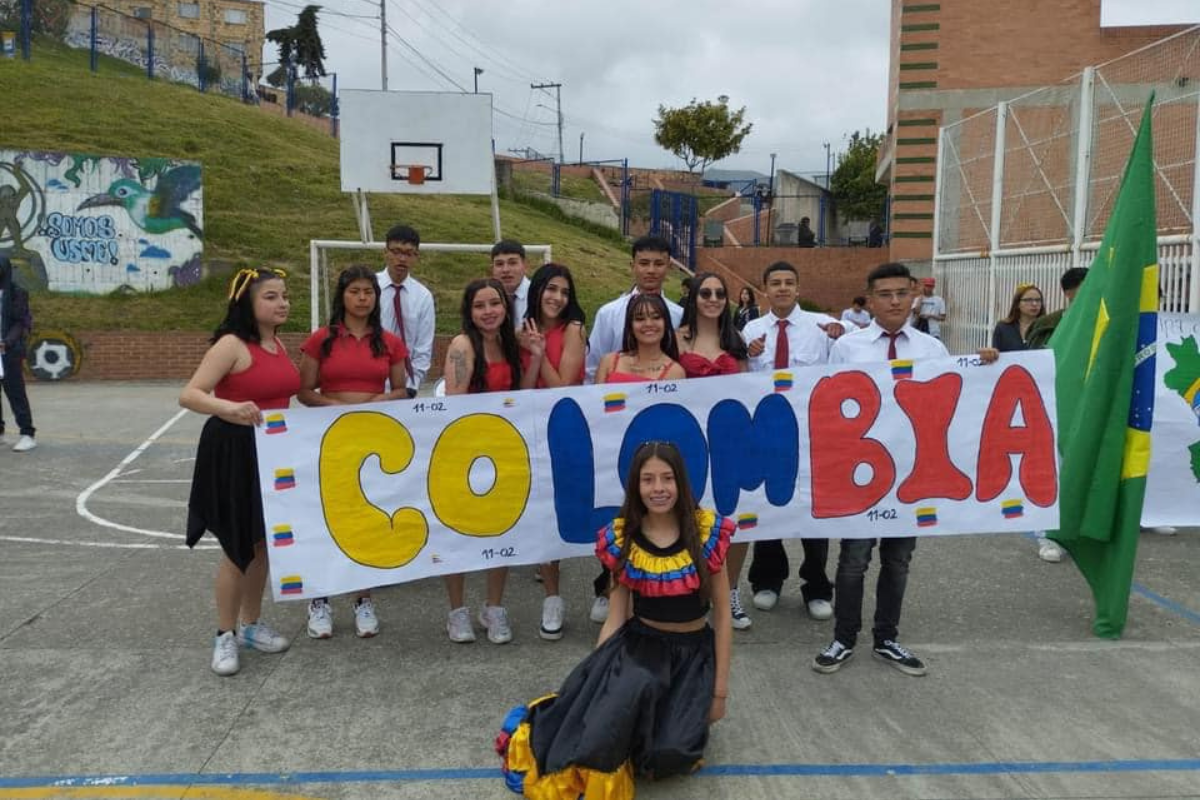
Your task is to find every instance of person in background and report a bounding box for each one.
[492,240,531,323]
[734,286,760,331]
[992,283,1045,352]
[586,236,682,383]
[442,278,544,645]
[376,224,434,398]
[521,263,588,641]
[911,277,946,339]
[0,256,36,452]
[1025,267,1087,350]
[840,295,871,330]
[297,265,409,638]
[180,267,299,676]
[797,217,816,248]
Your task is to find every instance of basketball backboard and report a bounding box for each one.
[339,91,494,195]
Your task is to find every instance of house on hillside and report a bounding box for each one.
[73,0,265,83]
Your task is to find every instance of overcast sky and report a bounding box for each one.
[264,0,1198,176]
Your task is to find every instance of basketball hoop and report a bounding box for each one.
[391,164,427,185]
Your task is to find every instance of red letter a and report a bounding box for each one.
[976,365,1058,506]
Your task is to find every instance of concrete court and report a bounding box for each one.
[1,381,1199,800]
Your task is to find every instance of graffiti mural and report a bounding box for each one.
[0,149,203,292]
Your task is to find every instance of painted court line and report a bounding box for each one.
[74,408,191,542]
[5,758,1200,789]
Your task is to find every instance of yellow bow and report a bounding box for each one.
[228,267,287,301]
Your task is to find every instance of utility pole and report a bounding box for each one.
[579,132,585,164]
[823,141,831,187]
[379,0,387,90]
[474,66,483,93]
[532,81,564,164]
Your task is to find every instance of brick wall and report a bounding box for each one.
[67,331,456,382]
[696,248,885,313]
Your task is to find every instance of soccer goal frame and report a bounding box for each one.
[308,240,554,331]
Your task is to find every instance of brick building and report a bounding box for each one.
[78,0,265,79]
[878,0,1190,264]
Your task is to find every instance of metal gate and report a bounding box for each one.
[649,189,698,270]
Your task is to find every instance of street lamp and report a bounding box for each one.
[473,66,484,93]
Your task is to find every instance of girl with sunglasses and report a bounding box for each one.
[497,441,735,799]
[181,267,299,677]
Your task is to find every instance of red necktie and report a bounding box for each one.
[392,284,414,380]
[885,331,901,360]
[774,319,789,369]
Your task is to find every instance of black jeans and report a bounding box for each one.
[747,538,832,603]
[0,350,35,437]
[833,537,916,649]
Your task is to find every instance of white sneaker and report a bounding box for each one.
[237,620,290,653]
[540,595,565,640]
[354,598,379,638]
[1038,539,1064,563]
[307,598,333,639]
[753,589,779,611]
[729,587,752,630]
[13,435,36,453]
[807,599,834,621]
[589,595,610,623]
[447,606,476,643]
[479,605,513,644]
[1144,525,1178,536]
[211,631,239,676]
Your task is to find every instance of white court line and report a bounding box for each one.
[75,408,191,541]
[109,479,192,484]
[0,535,218,550]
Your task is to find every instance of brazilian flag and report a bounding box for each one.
[1049,97,1158,638]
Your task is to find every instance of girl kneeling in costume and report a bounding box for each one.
[497,440,734,798]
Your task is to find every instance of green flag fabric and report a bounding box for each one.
[1049,98,1159,638]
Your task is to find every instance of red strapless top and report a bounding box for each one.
[215,338,299,410]
[478,360,514,393]
[604,352,675,383]
[678,351,740,378]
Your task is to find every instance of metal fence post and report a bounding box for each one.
[1190,87,1200,314]
[331,72,339,138]
[931,127,945,259]
[286,58,295,116]
[552,162,560,197]
[621,159,630,236]
[19,0,31,60]
[987,101,1008,340]
[89,6,98,71]
[241,52,249,102]
[1070,66,1095,268]
[752,191,761,246]
[146,25,154,79]
[198,41,207,92]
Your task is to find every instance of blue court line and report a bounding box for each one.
[5,759,1200,788]
[1133,582,1200,625]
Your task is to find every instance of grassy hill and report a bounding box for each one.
[0,39,636,334]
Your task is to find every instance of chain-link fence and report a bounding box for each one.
[935,25,1200,353]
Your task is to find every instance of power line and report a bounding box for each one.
[387,0,528,84]
[402,0,548,83]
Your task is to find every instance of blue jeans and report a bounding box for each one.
[833,537,916,648]
[0,350,36,437]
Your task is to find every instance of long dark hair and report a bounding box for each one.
[210,267,287,344]
[679,271,748,360]
[525,263,587,327]
[322,265,386,358]
[619,293,679,360]
[615,441,710,601]
[460,277,521,393]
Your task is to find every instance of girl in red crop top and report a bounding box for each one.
[296,265,409,639]
[593,292,685,384]
[497,441,734,798]
[441,278,544,646]
[517,264,589,642]
[180,267,300,677]
[676,272,755,632]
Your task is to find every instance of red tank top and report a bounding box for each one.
[604,352,675,383]
[215,338,300,410]
[521,322,584,388]
[479,360,514,393]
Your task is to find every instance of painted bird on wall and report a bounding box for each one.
[77,165,202,237]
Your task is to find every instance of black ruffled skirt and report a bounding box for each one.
[186,417,265,573]
[496,619,715,798]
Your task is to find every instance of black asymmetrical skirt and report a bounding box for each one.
[496,618,715,798]
[186,417,265,572]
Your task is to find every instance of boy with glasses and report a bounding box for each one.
[376,224,435,398]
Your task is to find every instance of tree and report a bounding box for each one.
[294,84,333,117]
[265,5,326,87]
[830,130,888,222]
[653,96,753,176]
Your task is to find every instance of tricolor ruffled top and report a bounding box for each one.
[596,509,735,597]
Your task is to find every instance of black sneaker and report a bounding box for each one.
[812,640,854,674]
[872,639,927,676]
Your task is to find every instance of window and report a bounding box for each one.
[132,6,152,19]
[223,8,247,24]
[177,2,200,19]
[224,42,245,55]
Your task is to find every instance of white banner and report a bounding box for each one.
[256,352,1060,601]
[1143,313,1200,526]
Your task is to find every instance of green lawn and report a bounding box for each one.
[2,38,636,334]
